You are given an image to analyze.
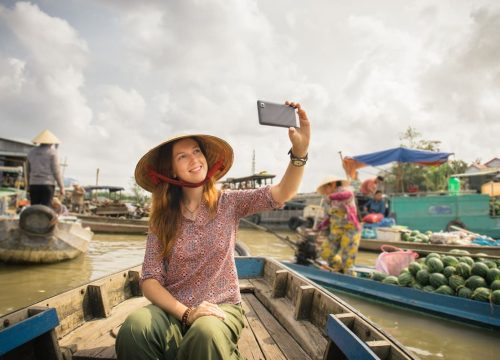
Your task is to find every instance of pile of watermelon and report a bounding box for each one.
[370,249,500,304]
[400,230,431,243]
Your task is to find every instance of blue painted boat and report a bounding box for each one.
[284,262,500,330]
[0,257,417,360]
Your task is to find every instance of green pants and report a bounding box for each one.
[115,303,244,360]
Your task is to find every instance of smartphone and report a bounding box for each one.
[257,100,298,128]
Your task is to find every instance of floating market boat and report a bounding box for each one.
[0,205,93,264]
[285,262,500,330]
[359,237,500,257]
[76,214,148,234]
[0,257,416,360]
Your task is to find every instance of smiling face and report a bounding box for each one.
[171,137,208,184]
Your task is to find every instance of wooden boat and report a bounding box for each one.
[285,262,500,330]
[297,226,500,257]
[359,237,500,257]
[0,206,93,264]
[0,257,417,360]
[76,214,148,235]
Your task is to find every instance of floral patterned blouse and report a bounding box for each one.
[141,185,281,307]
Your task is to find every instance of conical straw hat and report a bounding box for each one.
[316,175,349,195]
[32,129,60,144]
[135,134,234,192]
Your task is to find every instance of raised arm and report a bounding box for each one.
[271,102,311,204]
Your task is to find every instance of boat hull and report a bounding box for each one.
[76,215,148,234]
[285,262,500,329]
[0,218,93,263]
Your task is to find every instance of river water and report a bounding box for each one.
[0,229,499,359]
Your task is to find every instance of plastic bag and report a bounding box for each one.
[362,213,384,223]
[375,245,419,275]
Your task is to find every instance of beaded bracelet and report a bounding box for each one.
[181,307,193,328]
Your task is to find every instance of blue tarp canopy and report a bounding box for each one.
[343,147,453,178]
[351,147,452,166]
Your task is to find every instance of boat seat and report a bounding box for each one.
[69,293,311,360]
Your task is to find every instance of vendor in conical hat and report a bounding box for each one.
[116,101,311,360]
[27,129,65,207]
[316,175,350,196]
[315,174,361,276]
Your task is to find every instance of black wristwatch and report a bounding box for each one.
[288,148,308,167]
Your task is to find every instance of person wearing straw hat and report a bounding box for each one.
[315,175,361,276]
[27,129,65,206]
[116,102,310,360]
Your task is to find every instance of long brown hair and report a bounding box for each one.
[149,137,219,259]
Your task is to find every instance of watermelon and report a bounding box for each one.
[492,290,500,305]
[416,269,430,286]
[471,262,489,278]
[455,263,471,279]
[483,260,497,269]
[427,257,444,273]
[491,280,500,291]
[459,256,474,267]
[457,287,472,299]
[401,232,410,241]
[471,287,491,302]
[465,275,488,290]
[412,283,423,291]
[370,271,387,282]
[398,272,415,287]
[443,266,456,278]
[486,268,500,284]
[448,275,465,291]
[382,276,399,285]
[423,285,435,292]
[408,262,422,277]
[426,253,441,260]
[435,285,454,296]
[429,273,448,288]
[418,258,426,265]
[442,256,459,268]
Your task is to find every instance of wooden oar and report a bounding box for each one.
[239,217,297,249]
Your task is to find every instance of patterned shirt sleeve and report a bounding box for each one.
[141,232,167,285]
[228,185,283,219]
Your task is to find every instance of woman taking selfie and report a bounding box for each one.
[116,102,310,360]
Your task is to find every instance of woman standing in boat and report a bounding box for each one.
[27,129,65,206]
[316,176,361,276]
[116,102,310,360]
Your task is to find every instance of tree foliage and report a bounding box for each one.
[383,127,467,193]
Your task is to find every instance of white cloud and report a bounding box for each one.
[0,57,26,94]
[0,1,92,131]
[1,0,499,190]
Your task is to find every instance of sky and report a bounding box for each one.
[1,0,499,193]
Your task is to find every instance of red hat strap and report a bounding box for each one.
[147,159,225,188]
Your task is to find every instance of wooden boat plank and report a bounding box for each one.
[72,334,115,360]
[59,297,150,350]
[250,278,327,360]
[238,301,266,360]
[243,293,311,360]
[241,295,287,360]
